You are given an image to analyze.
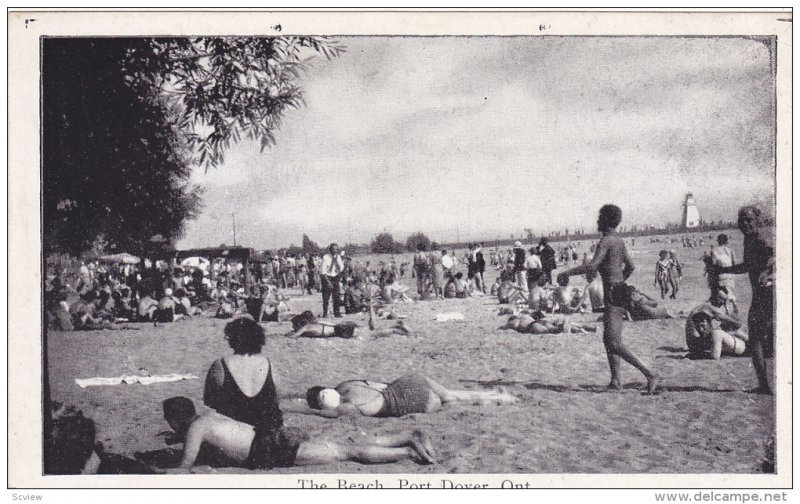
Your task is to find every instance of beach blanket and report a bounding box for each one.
[75,373,199,388]
[434,312,465,322]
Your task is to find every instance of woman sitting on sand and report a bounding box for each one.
[287,373,517,418]
[203,318,284,429]
[685,291,749,360]
[686,311,748,360]
[382,272,414,304]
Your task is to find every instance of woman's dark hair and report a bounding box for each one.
[455,272,463,279]
[223,317,266,355]
[717,234,728,245]
[291,310,318,332]
[45,402,96,474]
[306,386,326,409]
[598,204,623,230]
[690,311,712,333]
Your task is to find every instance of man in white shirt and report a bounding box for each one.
[525,247,543,289]
[441,249,455,275]
[320,243,344,318]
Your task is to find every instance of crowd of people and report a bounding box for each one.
[45,203,776,474]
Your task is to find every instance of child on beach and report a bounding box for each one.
[668,250,682,299]
[558,204,659,394]
[654,250,671,299]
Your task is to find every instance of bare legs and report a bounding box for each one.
[294,430,436,466]
[420,376,518,406]
[603,306,659,394]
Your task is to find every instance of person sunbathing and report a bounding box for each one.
[288,374,517,418]
[286,308,410,339]
[624,286,676,321]
[499,313,597,334]
[162,397,435,470]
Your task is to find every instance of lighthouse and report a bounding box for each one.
[682,193,701,229]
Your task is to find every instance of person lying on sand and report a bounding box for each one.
[285,307,411,339]
[499,313,597,334]
[623,286,676,321]
[162,396,435,470]
[287,373,517,418]
[686,311,748,360]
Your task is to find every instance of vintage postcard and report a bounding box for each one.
[7,8,792,492]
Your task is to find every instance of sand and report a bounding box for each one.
[47,231,776,474]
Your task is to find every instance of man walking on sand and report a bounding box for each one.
[558,204,659,394]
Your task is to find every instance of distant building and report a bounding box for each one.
[682,193,701,229]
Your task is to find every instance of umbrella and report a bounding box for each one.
[98,253,141,264]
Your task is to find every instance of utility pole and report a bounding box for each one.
[232,212,237,247]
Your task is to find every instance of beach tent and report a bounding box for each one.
[98,252,141,264]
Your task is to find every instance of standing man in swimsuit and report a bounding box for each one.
[290,373,517,418]
[712,206,775,394]
[558,204,659,394]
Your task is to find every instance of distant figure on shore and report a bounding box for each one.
[512,241,528,293]
[538,238,557,285]
[654,250,671,299]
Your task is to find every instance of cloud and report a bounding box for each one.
[179,36,775,249]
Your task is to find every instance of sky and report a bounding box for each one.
[178,36,776,250]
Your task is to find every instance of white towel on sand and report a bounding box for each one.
[434,312,465,322]
[75,373,199,388]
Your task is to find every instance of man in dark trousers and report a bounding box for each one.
[538,237,557,285]
[320,243,344,318]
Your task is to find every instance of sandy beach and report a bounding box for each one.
[47,233,775,475]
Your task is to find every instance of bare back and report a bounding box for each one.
[591,233,634,289]
[222,354,270,397]
[336,380,388,416]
